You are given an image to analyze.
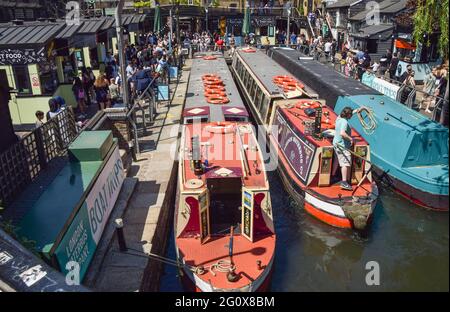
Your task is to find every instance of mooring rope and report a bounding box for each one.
[355,106,377,135]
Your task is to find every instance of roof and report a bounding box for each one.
[380,0,408,13]
[185,52,248,122]
[326,0,362,9]
[77,19,106,34]
[54,23,82,39]
[349,0,407,20]
[350,24,394,38]
[236,48,317,97]
[269,48,381,108]
[0,22,63,47]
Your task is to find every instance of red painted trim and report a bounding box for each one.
[304,202,352,229]
[393,186,449,212]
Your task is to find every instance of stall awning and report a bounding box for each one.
[350,24,394,39]
[0,23,63,48]
[395,38,416,50]
[77,19,106,34]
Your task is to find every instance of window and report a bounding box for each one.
[367,39,378,54]
[185,116,209,124]
[13,66,31,95]
[225,116,247,122]
[261,97,271,122]
[254,86,262,109]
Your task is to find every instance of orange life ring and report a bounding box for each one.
[273,75,295,83]
[204,90,227,97]
[202,74,221,81]
[203,56,217,60]
[204,80,224,86]
[206,122,235,134]
[206,96,230,104]
[206,85,226,91]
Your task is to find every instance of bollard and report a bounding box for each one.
[115,218,127,252]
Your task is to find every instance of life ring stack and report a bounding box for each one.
[273,75,305,93]
[202,74,230,104]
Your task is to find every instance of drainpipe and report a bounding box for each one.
[115,0,130,107]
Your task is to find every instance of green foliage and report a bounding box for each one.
[211,0,220,7]
[413,0,449,60]
[0,216,41,258]
[133,1,153,8]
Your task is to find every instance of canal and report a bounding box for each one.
[160,169,449,292]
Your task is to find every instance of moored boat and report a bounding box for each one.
[231,48,379,230]
[268,47,449,211]
[175,52,275,292]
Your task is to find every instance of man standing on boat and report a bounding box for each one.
[333,107,354,191]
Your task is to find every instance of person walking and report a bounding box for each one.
[422,67,438,111]
[389,52,400,81]
[72,77,87,118]
[94,74,111,110]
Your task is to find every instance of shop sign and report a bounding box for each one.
[0,48,46,65]
[54,146,125,281]
[252,16,275,27]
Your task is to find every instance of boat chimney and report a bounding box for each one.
[313,105,323,139]
[191,136,203,176]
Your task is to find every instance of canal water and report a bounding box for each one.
[160,170,449,292]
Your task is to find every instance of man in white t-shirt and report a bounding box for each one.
[324,40,332,61]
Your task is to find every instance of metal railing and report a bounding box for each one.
[0,108,79,206]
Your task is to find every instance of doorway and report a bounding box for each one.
[207,177,242,235]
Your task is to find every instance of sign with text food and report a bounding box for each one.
[0,48,47,65]
[54,146,125,280]
[272,110,316,185]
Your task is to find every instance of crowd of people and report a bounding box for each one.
[36,31,176,127]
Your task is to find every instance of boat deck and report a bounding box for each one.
[279,100,367,148]
[181,123,268,192]
[177,234,275,290]
[185,52,248,122]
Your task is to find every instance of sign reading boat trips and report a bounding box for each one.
[0,48,47,65]
[272,110,316,185]
[361,72,401,101]
[54,146,125,280]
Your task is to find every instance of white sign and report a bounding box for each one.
[86,147,125,244]
[19,265,47,287]
[371,77,401,101]
[0,251,13,265]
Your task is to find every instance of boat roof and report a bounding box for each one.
[346,95,449,133]
[269,47,381,107]
[184,52,249,122]
[180,123,268,193]
[236,48,318,97]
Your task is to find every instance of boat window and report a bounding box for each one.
[184,116,209,124]
[263,98,272,123]
[225,115,248,122]
[250,80,258,100]
[255,88,263,111]
[246,75,254,91]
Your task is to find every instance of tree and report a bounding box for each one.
[412,0,449,60]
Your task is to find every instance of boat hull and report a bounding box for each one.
[373,167,449,211]
[273,140,377,230]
